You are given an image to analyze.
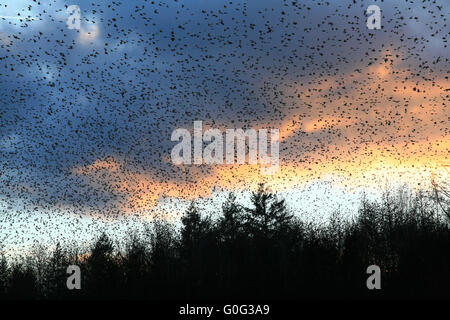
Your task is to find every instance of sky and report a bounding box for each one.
[0,0,448,255]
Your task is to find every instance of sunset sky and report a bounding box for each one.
[0,0,448,255]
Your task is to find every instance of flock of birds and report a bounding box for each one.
[0,0,448,252]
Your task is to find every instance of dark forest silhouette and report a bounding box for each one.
[1,183,449,300]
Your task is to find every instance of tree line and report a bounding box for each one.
[0,184,449,300]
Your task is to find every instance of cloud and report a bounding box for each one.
[0,0,448,217]
[78,24,100,45]
[67,47,449,213]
